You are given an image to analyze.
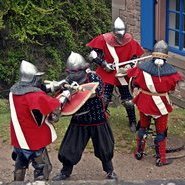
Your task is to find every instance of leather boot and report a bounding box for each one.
[156,158,173,167]
[106,171,118,180]
[52,173,70,181]
[52,164,73,181]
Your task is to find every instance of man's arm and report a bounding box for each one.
[88,49,114,72]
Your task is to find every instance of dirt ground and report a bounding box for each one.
[0,137,185,184]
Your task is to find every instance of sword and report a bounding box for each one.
[44,80,84,91]
[113,55,153,68]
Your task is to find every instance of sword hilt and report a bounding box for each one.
[63,82,84,91]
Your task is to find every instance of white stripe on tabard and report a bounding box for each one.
[105,41,128,85]
[105,42,119,71]
[9,92,29,149]
[143,71,157,93]
[143,71,168,115]
[45,118,57,142]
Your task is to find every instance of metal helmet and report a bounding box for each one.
[113,17,126,37]
[66,51,89,72]
[66,52,90,84]
[152,40,168,59]
[20,60,44,82]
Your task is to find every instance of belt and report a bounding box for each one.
[141,89,167,96]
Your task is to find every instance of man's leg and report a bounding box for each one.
[14,168,27,181]
[13,150,29,181]
[135,112,151,160]
[52,124,90,181]
[32,148,52,181]
[154,115,171,166]
[118,85,137,132]
[91,123,117,179]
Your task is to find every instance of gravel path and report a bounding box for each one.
[0,142,185,183]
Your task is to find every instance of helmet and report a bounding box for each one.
[66,51,89,72]
[20,60,44,82]
[113,17,126,37]
[152,40,168,59]
[66,52,90,84]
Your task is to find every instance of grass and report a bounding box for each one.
[0,98,185,154]
[0,99,10,143]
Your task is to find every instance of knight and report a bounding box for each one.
[9,60,71,181]
[52,51,117,181]
[127,40,183,166]
[86,17,144,132]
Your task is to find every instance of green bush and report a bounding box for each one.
[0,0,112,89]
[0,98,9,114]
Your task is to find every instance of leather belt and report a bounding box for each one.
[141,89,167,96]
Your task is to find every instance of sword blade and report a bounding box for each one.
[114,55,153,68]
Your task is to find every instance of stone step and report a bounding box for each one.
[1,179,185,185]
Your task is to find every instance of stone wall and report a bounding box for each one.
[112,0,185,108]
[112,0,141,42]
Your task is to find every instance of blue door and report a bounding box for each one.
[141,0,155,50]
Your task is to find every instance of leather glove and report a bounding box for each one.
[102,61,114,72]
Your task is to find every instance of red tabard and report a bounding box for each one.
[10,91,60,150]
[86,33,144,85]
[127,67,182,115]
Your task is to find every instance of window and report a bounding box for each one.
[166,0,185,55]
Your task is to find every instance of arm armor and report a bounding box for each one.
[47,108,61,124]
[91,49,105,66]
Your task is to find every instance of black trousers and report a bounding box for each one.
[58,122,114,173]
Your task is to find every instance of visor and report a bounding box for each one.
[115,30,125,36]
[35,72,45,76]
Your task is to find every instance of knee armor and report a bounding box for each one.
[154,130,167,144]
[121,99,134,109]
